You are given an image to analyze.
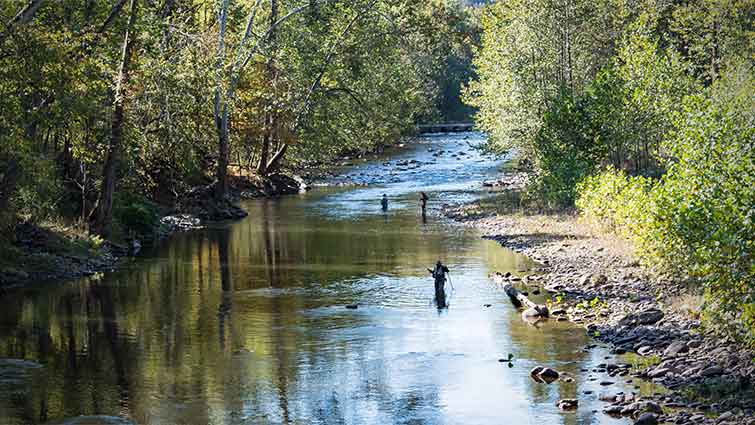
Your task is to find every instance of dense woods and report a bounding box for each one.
[0,0,479,241]
[466,0,754,344]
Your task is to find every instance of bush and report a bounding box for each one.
[113,193,160,237]
[576,167,655,245]
[577,66,755,346]
[525,90,604,208]
[648,66,755,343]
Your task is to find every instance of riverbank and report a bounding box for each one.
[443,175,755,425]
[0,172,311,289]
[0,137,416,289]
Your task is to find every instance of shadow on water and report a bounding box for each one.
[0,133,652,424]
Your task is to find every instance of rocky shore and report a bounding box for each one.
[443,180,755,425]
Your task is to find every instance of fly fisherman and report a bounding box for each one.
[428,260,450,308]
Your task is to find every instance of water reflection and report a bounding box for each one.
[0,134,644,425]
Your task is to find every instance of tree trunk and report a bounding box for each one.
[493,272,549,317]
[257,0,278,176]
[0,155,21,215]
[94,0,138,237]
[266,143,287,173]
[214,107,230,200]
[213,0,230,200]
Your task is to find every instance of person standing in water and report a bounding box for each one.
[419,192,429,220]
[428,260,450,308]
[381,194,388,211]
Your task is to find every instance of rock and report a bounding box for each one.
[639,402,663,414]
[591,274,608,285]
[600,381,614,386]
[664,340,690,356]
[619,309,664,327]
[716,411,735,423]
[603,405,624,415]
[637,346,654,356]
[649,367,670,378]
[699,365,723,377]
[538,367,560,383]
[556,399,578,410]
[638,308,664,324]
[635,412,658,425]
[345,304,358,309]
[530,366,544,381]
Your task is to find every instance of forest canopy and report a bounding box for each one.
[0,0,480,238]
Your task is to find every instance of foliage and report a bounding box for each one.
[525,90,601,207]
[649,66,755,343]
[577,67,755,345]
[0,0,476,237]
[463,0,640,155]
[113,193,160,237]
[468,0,754,343]
[576,167,655,244]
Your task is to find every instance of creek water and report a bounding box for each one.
[0,133,654,424]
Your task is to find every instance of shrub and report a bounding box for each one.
[578,66,755,346]
[113,193,160,237]
[576,167,655,245]
[525,90,604,208]
[648,66,755,343]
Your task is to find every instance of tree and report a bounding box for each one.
[93,0,139,237]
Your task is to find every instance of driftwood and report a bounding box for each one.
[493,272,549,318]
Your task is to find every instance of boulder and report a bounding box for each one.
[648,367,670,379]
[634,412,658,425]
[538,367,560,383]
[556,399,578,410]
[530,366,544,382]
[663,340,689,356]
[717,411,735,423]
[619,309,664,327]
[699,365,723,378]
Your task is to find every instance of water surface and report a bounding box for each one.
[0,133,649,424]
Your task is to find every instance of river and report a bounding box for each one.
[0,133,654,424]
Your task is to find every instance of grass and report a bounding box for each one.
[626,353,661,372]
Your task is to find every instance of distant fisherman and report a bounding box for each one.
[381,194,388,211]
[419,192,429,213]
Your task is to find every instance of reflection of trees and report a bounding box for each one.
[262,199,278,287]
[216,229,232,350]
[90,282,132,418]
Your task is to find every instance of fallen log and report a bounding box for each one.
[493,272,549,318]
